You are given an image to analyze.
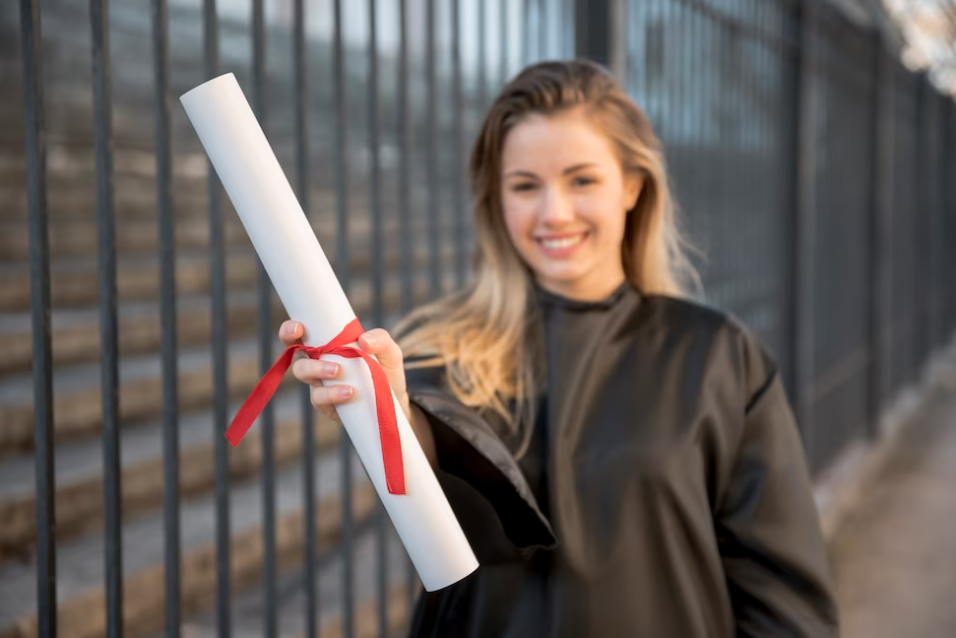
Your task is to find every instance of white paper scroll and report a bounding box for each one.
[180,73,478,591]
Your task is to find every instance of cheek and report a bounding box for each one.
[501,197,535,247]
[581,195,627,241]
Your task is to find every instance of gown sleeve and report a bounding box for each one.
[714,338,841,637]
[404,362,556,564]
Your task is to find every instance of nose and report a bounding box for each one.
[538,186,574,226]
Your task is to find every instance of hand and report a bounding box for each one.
[278,320,413,426]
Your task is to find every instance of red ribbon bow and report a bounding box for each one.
[224,317,406,495]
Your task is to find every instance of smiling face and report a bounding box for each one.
[499,107,644,301]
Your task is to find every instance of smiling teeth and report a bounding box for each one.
[540,235,584,249]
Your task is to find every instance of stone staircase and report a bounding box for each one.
[0,136,456,637]
[0,1,467,633]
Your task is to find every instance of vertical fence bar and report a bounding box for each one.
[535,0,551,60]
[365,1,389,635]
[19,1,56,635]
[89,0,124,634]
[733,0,745,310]
[370,0,384,328]
[201,0,232,634]
[766,0,782,361]
[667,0,679,188]
[608,0,625,83]
[399,0,413,315]
[628,0,642,101]
[332,1,355,635]
[929,94,942,352]
[500,0,509,86]
[426,0,440,298]
[334,0,351,294]
[782,0,799,415]
[908,74,920,385]
[714,0,728,307]
[478,0,487,110]
[150,0,180,632]
[250,1,278,635]
[912,78,925,375]
[398,0,416,603]
[937,97,949,347]
[452,0,466,286]
[202,0,232,634]
[794,0,818,463]
[292,0,316,634]
[740,0,752,312]
[867,33,889,438]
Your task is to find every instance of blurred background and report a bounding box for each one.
[1,0,955,636]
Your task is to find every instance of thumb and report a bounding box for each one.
[357,329,407,393]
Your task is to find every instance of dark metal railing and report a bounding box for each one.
[151,0,181,634]
[10,0,955,637]
[18,1,56,636]
[89,0,124,635]
[624,0,956,473]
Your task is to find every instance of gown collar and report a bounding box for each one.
[533,279,636,311]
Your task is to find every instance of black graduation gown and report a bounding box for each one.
[404,282,839,638]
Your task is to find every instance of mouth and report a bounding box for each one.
[534,232,588,255]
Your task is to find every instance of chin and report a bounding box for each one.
[534,268,587,289]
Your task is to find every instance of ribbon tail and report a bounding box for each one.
[225,346,300,446]
[363,352,407,495]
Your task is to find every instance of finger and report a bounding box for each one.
[279,320,303,347]
[291,358,340,383]
[310,383,354,407]
[357,329,403,372]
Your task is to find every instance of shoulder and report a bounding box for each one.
[637,293,736,334]
[636,293,778,402]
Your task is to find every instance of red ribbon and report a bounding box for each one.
[224,317,406,495]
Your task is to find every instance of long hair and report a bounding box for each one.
[395,60,698,457]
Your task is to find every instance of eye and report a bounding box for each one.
[571,176,596,187]
[511,182,538,192]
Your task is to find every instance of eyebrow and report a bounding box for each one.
[503,163,599,179]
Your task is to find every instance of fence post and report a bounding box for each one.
[18,0,57,635]
[866,31,892,439]
[575,0,613,70]
[786,0,818,463]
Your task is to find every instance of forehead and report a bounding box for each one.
[501,109,618,173]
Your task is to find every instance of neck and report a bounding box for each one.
[536,276,627,302]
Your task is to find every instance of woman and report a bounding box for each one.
[280,60,839,637]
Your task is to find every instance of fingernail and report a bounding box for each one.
[323,362,338,376]
[336,386,353,399]
[286,322,298,336]
[362,335,377,348]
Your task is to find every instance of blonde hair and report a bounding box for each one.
[395,60,698,456]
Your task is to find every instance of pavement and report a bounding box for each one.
[829,381,956,638]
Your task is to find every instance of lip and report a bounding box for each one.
[534,231,588,259]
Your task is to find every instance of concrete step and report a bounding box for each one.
[0,269,457,455]
[0,243,458,375]
[0,143,423,224]
[0,292,273,377]
[0,228,461,312]
[0,387,340,559]
[0,207,443,262]
[0,449,381,638]
[0,337,289,456]
[0,217,253,262]
[174,529,414,638]
[0,174,378,224]
[0,250,260,312]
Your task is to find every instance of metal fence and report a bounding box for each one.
[624,0,956,473]
[5,0,955,636]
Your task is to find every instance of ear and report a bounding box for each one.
[623,172,645,211]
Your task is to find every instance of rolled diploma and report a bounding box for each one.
[180,73,478,591]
